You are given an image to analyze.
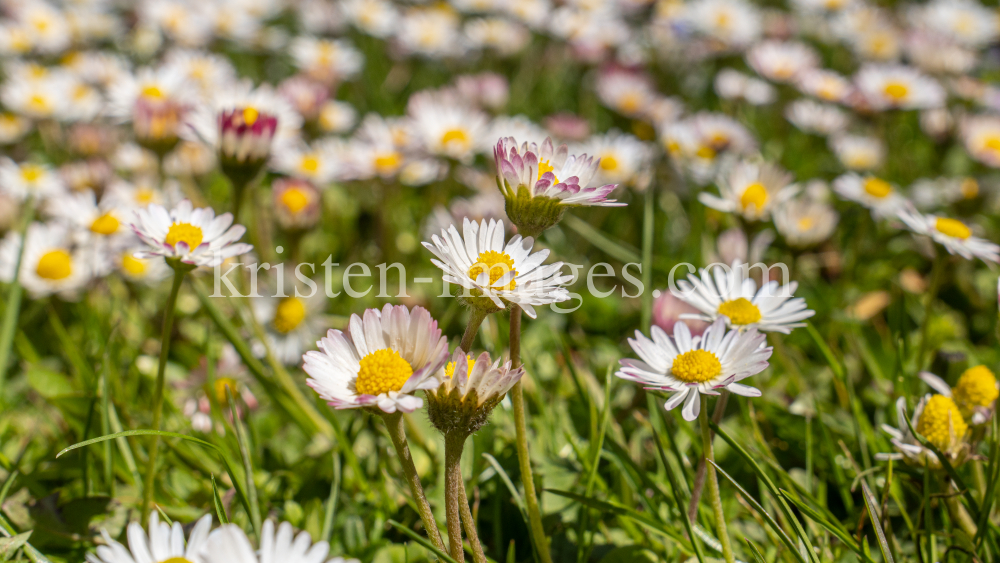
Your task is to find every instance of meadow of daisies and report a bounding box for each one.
[7,0,1000,562]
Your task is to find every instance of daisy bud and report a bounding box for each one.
[273,177,322,231]
[426,349,524,436]
[132,96,185,157]
[218,106,279,187]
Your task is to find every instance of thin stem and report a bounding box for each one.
[640,186,655,332]
[915,251,946,385]
[142,264,188,519]
[459,309,489,353]
[0,199,37,395]
[381,412,446,552]
[457,463,488,563]
[700,395,734,563]
[509,305,553,563]
[445,432,467,563]
[687,390,729,522]
[944,479,978,538]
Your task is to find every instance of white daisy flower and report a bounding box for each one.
[832,173,909,218]
[427,349,525,433]
[960,114,1000,168]
[289,36,364,85]
[672,260,815,334]
[342,0,399,38]
[913,0,998,48]
[163,48,238,98]
[0,222,91,299]
[0,70,70,120]
[85,513,212,563]
[714,69,776,106]
[699,161,797,221]
[773,198,839,248]
[106,65,193,123]
[830,134,884,171]
[616,319,772,421]
[0,159,65,202]
[423,218,572,318]
[202,519,343,563]
[251,276,328,366]
[595,68,658,120]
[683,0,762,48]
[303,304,449,413]
[785,99,849,136]
[574,130,654,187]
[855,64,945,111]
[397,6,467,59]
[129,200,253,268]
[406,90,488,162]
[878,395,969,468]
[746,40,819,83]
[897,209,1000,264]
[317,100,357,134]
[795,68,854,104]
[464,17,531,57]
[271,139,345,184]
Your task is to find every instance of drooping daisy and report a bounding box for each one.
[829,134,884,171]
[423,218,572,318]
[773,198,839,248]
[617,319,772,421]
[785,100,849,136]
[130,200,253,268]
[0,222,91,299]
[746,40,819,83]
[897,210,1000,264]
[0,158,65,202]
[406,89,488,162]
[699,160,797,221]
[855,64,945,111]
[85,513,212,563]
[303,304,448,413]
[878,395,969,468]
[426,349,525,434]
[921,366,998,426]
[831,173,908,219]
[672,260,815,334]
[202,519,344,563]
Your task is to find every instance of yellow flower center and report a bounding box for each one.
[797,217,815,231]
[883,82,909,101]
[355,348,413,396]
[279,187,310,214]
[36,250,72,280]
[934,217,971,240]
[165,222,204,251]
[953,365,999,411]
[273,297,306,333]
[374,152,401,174]
[537,158,560,184]
[619,92,642,114]
[440,128,469,149]
[121,254,147,276]
[140,85,164,100]
[242,107,259,126]
[444,355,476,379]
[213,378,238,403]
[863,177,892,198]
[468,250,518,290]
[718,297,762,325]
[670,349,722,383]
[916,394,967,451]
[300,154,319,173]
[739,182,768,213]
[599,154,619,171]
[136,188,155,205]
[984,136,1000,153]
[90,213,120,235]
[695,145,716,160]
[961,178,979,199]
[21,164,43,182]
[28,94,49,112]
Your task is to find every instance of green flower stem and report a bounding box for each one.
[640,186,655,332]
[142,261,190,519]
[459,309,489,353]
[944,478,979,538]
[456,459,488,563]
[0,199,36,396]
[700,395,734,563]
[444,432,468,563]
[509,305,553,563]
[382,411,446,552]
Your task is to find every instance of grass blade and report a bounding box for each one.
[388,519,460,563]
[546,489,692,548]
[649,423,706,563]
[861,481,894,563]
[744,538,767,563]
[211,475,229,524]
[226,385,261,536]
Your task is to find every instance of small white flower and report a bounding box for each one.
[574,130,654,187]
[785,99,849,135]
[830,134,884,171]
[897,209,1000,264]
[855,64,945,111]
[672,260,815,334]
[683,0,762,48]
[129,200,253,268]
[960,114,1000,168]
[0,158,65,202]
[832,173,909,218]
[795,68,854,104]
[714,69,775,106]
[203,519,345,563]
[0,222,91,299]
[85,513,212,563]
[303,304,448,414]
[290,36,364,85]
[774,198,839,248]
[617,319,772,421]
[746,40,819,83]
[407,89,488,162]
[251,276,329,366]
[423,218,572,318]
[699,160,797,221]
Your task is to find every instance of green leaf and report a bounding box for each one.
[779,490,876,563]
[482,454,527,523]
[861,482,894,563]
[545,489,692,548]
[744,538,767,563]
[387,520,460,563]
[0,531,30,562]
[649,424,706,563]
[211,475,229,524]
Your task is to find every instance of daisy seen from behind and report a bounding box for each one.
[897,209,1000,264]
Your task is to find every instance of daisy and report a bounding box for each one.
[687,112,757,160]
[699,161,797,221]
[897,210,1000,264]
[830,134,884,171]
[855,64,945,111]
[130,200,253,268]
[202,519,341,563]
[920,366,998,426]
[406,90,488,162]
[303,304,448,413]
[616,319,772,421]
[271,139,344,184]
[426,349,525,434]
[960,114,1000,168]
[672,260,815,334]
[831,173,908,218]
[464,17,531,57]
[163,48,238,98]
[785,100,849,136]
[397,6,466,59]
[575,130,654,187]
[914,0,998,48]
[456,73,510,110]
[251,276,328,366]
[746,41,819,83]
[106,65,192,123]
[774,198,839,248]
[796,68,854,104]
[0,113,31,144]
[278,75,330,122]
[683,0,762,49]
[714,69,776,106]
[595,67,658,120]
[317,100,358,134]
[0,70,70,120]
[878,395,969,468]
[481,116,548,152]
[0,159,65,202]
[341,0,399,38]
[85,513,212,563]
[273,178,322,231]
[289,36,364,85]
[117,248,171,284]
[424,218,571,317]
[0,222,91,299]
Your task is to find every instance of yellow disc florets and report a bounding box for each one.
[273,297,306,334]
[670,349,722,383]
[934,217,972,240]
[863,177,892,198]
[916,395,968,451]
[444,355,476,379]
[90,213,120,235]
[883,82,909,101]
[953,365,999,411]
[355,348,413,396]
[161,558,194,563]
[468,250,517,290]
[36,250,72,280]
[121,254,147,276]
[537,158,560,184]
[214,377,238,403]
[718,297,762,325]
[739,182,768,213]
[165,222,204,250]
[279,187,310,215]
